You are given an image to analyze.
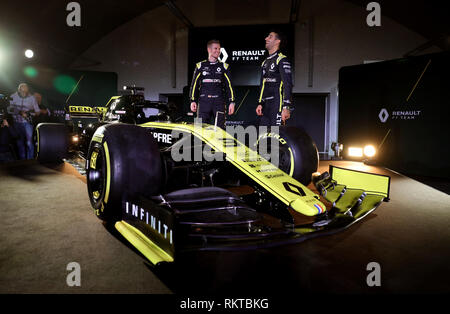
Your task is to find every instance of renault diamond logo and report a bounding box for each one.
[219,48,228,63]
[379,108,389,123]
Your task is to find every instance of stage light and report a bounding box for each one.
[25,49,34,59]
[0,48,6,66]
[72,135,79,142]
[24,66,38,78]
[348,147,363,157]
[364,145,376,157]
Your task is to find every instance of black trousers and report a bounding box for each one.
[198,95,226,129]
[259,94,283,126]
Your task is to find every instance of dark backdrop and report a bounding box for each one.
[338,51,450,179]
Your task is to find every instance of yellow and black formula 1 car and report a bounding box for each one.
[36,86,390,265]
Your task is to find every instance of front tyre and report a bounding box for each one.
[255,126,319,185]
[86,124,163,222]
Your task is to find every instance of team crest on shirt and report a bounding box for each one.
[216,67,221,73]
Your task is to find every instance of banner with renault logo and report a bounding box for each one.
[188,24,294,86]
[338,51,450,179]
[186,24,294,127]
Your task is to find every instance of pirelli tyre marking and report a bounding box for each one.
[87,141,110,215]
[90,151,98,169]
[140,122,325,216]
[92,134,104,144]
[256,132,295,178]
[103,142,111,204]
[287,147,294,176]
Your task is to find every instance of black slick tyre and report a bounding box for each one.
[255,126,319,185]
[36,123,68,163]
[86,123,163,222]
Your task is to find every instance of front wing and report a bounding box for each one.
[114,165,390,265]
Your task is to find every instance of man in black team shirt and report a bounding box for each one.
[256,30,293,126]
[189,39,235,129]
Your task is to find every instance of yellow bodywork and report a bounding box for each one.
[140,122,327,216]
[68,106,107,114]
[115,221,174,264]
[331,166,390,198]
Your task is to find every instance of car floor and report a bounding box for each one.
[0,160,449,294]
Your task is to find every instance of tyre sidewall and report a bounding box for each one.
[86,124,163,222]
[256,126,319,185]
[36,123,68,162]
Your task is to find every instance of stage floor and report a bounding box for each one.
[0,159,449,294]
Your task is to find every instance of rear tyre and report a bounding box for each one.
[86,123,163,222]
[36,123,68,163]
[255,126,319,185]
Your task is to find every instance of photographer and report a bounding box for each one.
[0,94,17,162]
[0,117,18,163]
[8,83,40,159]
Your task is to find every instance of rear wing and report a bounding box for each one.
[66,106,108,119]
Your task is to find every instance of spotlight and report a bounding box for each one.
[348,147,363,158]
[364,145,376,157]
[25,49,34,59]
[72,135,79,143]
